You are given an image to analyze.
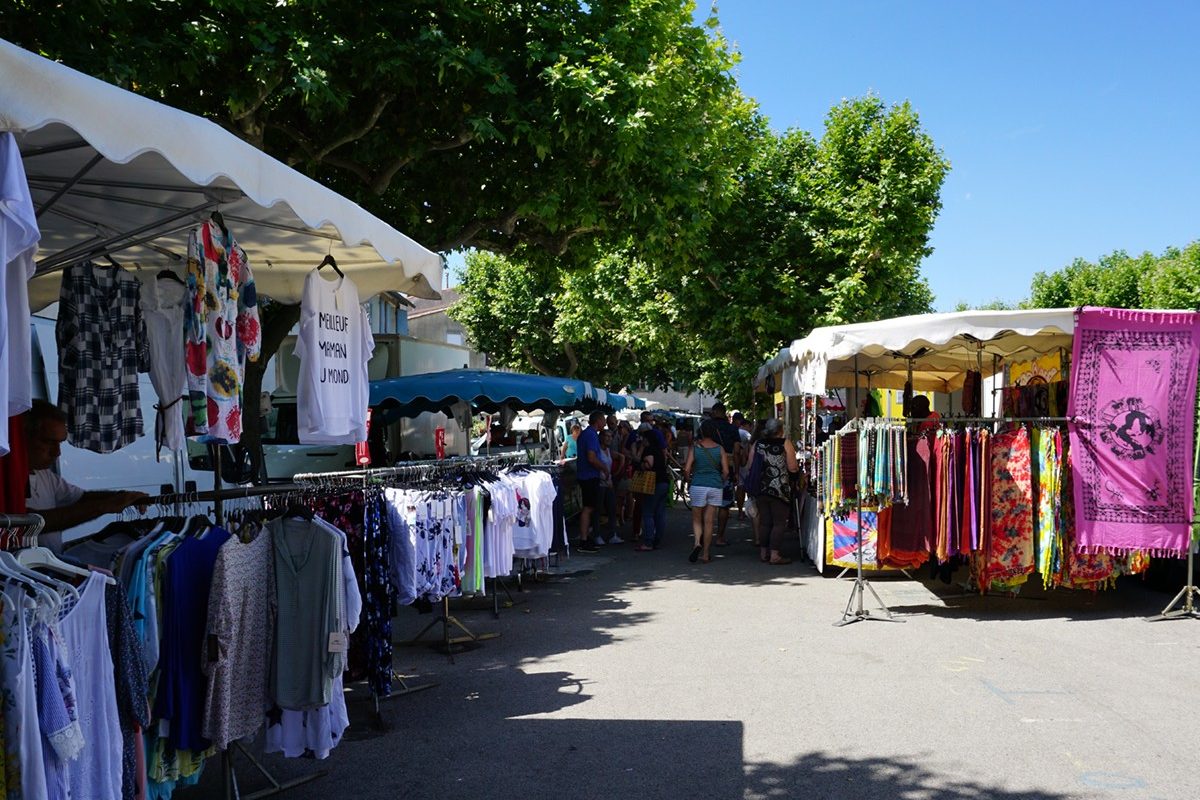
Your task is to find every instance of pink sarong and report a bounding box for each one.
[1068,307,1200,557]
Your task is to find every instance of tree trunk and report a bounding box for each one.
[241,302,301,483]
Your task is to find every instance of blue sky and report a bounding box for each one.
[709,0,1200,309]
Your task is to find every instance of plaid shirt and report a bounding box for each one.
[56,261,151,453]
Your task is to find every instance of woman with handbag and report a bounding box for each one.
[683,420,729,563]
[633,423,671,551]
[753,418,800,565]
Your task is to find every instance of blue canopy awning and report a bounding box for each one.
[369,369,593,418]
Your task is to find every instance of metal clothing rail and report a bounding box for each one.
[294,453,529,484]
[0,513,46,550]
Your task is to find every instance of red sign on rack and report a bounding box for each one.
[435,427,446,459]
[355,408,372,466]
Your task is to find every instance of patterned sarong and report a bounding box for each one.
[1068,307,1200,557]
[982,427,1035,588]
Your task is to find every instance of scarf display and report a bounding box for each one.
[815,420,907,518]
[1068,307,1200,557]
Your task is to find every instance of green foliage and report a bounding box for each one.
[675,96,947,405]
[5,0,753,263]
[1027,243,1200,311]
[449,248,686,389]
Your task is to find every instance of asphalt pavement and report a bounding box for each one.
[186,505,1200,800]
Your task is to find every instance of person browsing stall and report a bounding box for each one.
[575,411,611,552]
[24,400,149,552]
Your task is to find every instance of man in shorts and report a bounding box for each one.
[575,410,610,552]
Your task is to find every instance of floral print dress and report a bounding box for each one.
[184,219,261,444]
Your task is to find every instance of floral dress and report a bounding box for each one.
[184,219,261,443]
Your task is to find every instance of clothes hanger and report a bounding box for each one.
[0,550,78,602]
[211,209,229,237]
[156,268,185,286]
[18,546,115,586]
[317,253,344,278]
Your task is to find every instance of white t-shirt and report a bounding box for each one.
[294,271,375,444]
[27,469,86,552]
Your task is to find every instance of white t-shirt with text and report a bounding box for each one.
[294,271,375,445]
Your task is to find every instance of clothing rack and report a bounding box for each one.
[0,512,46,550]
[836,356,904,627]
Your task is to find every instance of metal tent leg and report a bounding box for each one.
[1148,547,1200,621]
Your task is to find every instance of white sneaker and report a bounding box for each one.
[608,535,625,544]
[594,536,607,545]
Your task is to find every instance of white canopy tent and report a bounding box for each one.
[0,38,443,308]
[756,308,1077,396]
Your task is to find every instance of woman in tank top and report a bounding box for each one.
[683,419,729,563]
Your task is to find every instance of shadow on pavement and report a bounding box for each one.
[744,751,1077,800]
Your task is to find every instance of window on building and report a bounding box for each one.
[446,331,464,346]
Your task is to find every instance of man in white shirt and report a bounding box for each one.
[25,400,148,551]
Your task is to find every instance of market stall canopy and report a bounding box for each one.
[757,308,1077,395]
[0,38,443,309]
[369,369,593,418]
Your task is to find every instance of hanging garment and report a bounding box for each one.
[1069,307,1200,557]
[56,261,151,453]
[142,274,189,456]
[2,585,46,800]
[0,132,39,443]
[1033,428,1062,587]
[34,619,82,800]
[0,417,28,514]
[184,219,262,444]
[202,528,274,750]
[104,583,150,800]
[886,432,933,567]
[1057,443,1114,589]
[270,516,343,709]
[294,270,375,444]
[980,427,1035,590]
[154,527,231,753]
[265,516,360,760]
[57,572,124,800]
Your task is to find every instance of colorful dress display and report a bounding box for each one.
[184,219,261,444]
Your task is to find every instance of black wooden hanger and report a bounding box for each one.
[211,210,229,237]
[317,253,344,278]
[157,268,185,286]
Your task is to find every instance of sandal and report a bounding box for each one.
[768,557,792,565]
[634,544,654,552]
[688,545,702,563]
[698,556,712,563]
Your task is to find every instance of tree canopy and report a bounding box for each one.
[7,3,949,410]
[1027,243,1200,310]
[454,97,949,405]
[6,0,753,262]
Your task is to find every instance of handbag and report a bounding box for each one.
[630,469,657,495]
[745,446,766,497]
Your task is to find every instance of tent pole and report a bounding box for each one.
[835,355,903,627]
[1149,380,1200,621]
[34,152,103,218]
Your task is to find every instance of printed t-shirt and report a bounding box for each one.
[294,271,375,444]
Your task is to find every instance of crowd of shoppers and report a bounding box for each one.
[567,401,801,565]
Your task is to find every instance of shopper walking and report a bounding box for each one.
[575,411,609,552]
[634,422,670,551]
[684,419,729,563]
[753,418,799,565]
[709,402,741,546]
[614,420,635,525]
[596,429,623,544]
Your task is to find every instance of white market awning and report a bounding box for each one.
[756,308,1077,395]
[0,38,443,308]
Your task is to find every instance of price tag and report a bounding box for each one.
[328,631,348,653]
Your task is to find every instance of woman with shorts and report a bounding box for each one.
[683,419,729,563]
